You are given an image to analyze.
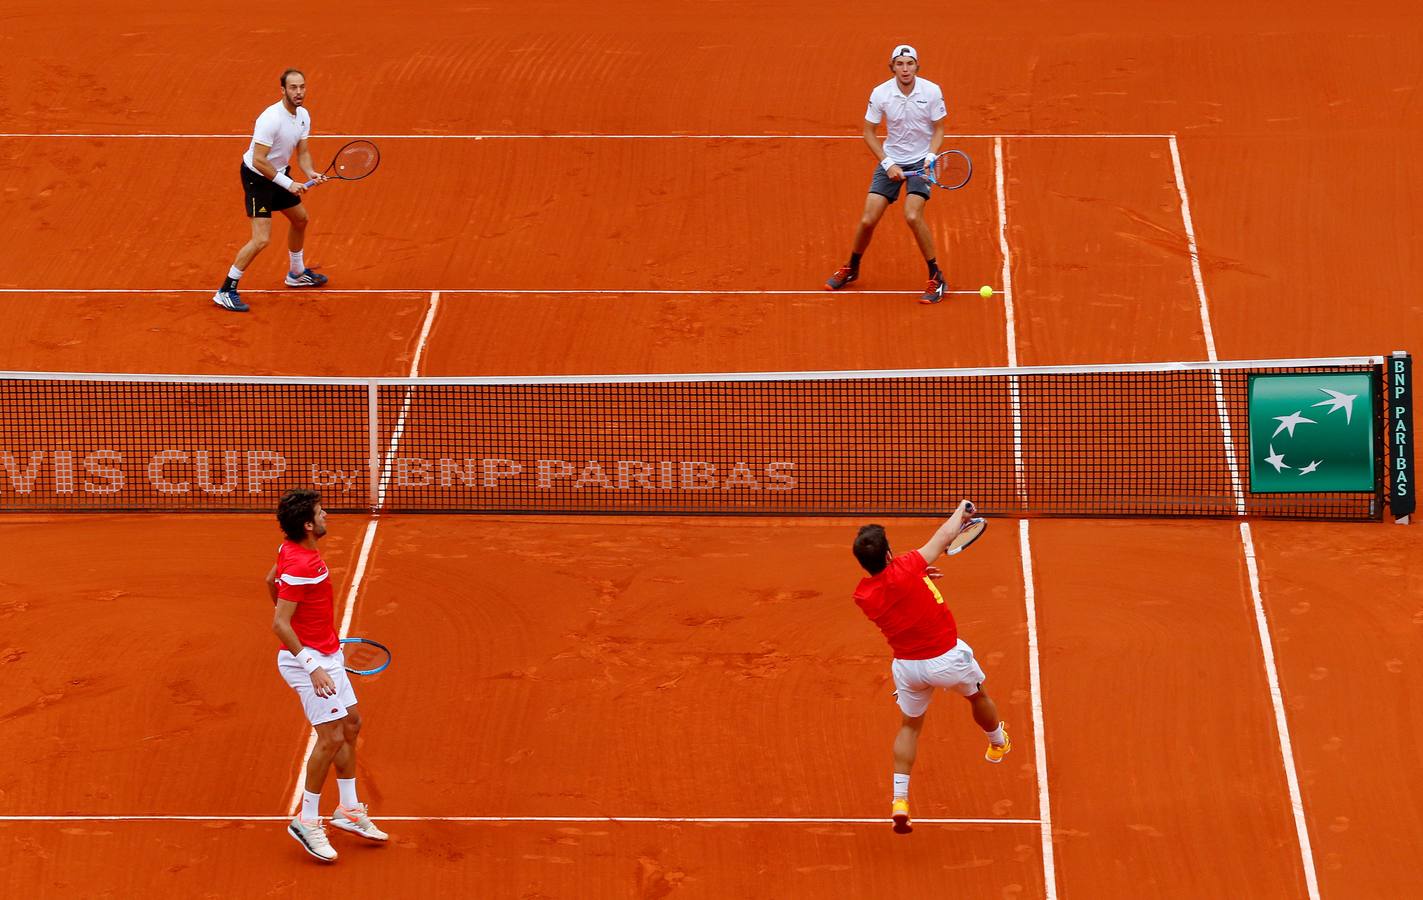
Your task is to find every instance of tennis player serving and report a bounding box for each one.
[266,489,388,862]
[825,44,950,304]
[851,500,1010,834]
[213,68,329,313]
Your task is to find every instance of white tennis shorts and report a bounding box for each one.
[277,648,358,726]
[891,639,987,717]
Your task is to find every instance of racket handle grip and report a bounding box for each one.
[302,178,317,189]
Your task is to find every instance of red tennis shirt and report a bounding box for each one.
[275,541,339,655]
[853,549,958,660]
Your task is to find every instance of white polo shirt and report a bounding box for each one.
[242,101,311,174]
[864,77,948,165]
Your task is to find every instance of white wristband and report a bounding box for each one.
[880,158,894,172]
[272,172,295,191]
[297,651,320,674]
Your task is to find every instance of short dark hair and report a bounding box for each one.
[277,489,321,540]
[853,524,890,575]
[280,68,305,88]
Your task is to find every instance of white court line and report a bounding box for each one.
[0,814,1040,825]
[0,288,989,296]
[1169,137,1320,900]
[1019,521,1058,900]
[1168,136,1246,516]
[284,290,440,817]
[995,137,1026,508]
[0,131,1175,140]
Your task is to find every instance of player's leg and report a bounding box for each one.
[214,217,269,313]
[967,687,1011,762]
[287,716,345,862]
[324,683,388,842]
[903,191,945,304]
[889,658,932,834]
[826,165,899,290]
[280,203,327,288]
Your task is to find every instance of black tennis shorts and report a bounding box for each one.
[240,163,301,218]
[868,161,932,204]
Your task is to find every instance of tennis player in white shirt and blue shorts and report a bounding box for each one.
[825,45,951,304]
[213,68,329,313]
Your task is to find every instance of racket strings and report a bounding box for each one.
[332,141,379,178]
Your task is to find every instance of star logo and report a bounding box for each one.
[1298,460,1322,476]
[1264,444,1291,473]
[1311,388,1358,425]
[1271,410,1316,438]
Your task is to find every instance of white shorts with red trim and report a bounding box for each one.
[277,648,358,726]
[890,639,987,717]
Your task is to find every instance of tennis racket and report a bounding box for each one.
[944,517,987,556]
[304,140,381,189]
[900,149,973,190]
[340,637,391,675]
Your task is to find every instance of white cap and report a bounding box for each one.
[890,44,918,63]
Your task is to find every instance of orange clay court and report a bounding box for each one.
[1,1,1420,897]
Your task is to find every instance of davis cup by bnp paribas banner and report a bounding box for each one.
[1248,373,1374,492]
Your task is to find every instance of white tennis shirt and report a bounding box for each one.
[864,77,948,165]
[242,101,311,174]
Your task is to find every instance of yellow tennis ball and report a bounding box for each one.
[979,285,994,298]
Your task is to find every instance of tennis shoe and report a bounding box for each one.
[985,723,1012,764]
[919,274,947,304]
[212,287,248,312]
[329,803,389,842]
[891,797,912,834]
[285,267,328,288]
[825,265,858,291]
[287,815,338,862]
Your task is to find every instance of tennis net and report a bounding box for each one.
[0,355,1410,519]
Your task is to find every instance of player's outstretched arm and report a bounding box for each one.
[915,499,976,561]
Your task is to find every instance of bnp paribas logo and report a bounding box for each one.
[1247,373,1375,492]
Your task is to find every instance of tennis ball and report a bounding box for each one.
[979,285,994,298]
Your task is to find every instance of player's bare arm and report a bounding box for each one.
[273,599,336,697]
[295,138,324,186]
[265,563,278,604]
[863,119,903,181]
[915,499,976,560]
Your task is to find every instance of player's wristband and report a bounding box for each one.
[272,172,295,191]
[880,158,895,172]
[297,650,320,674]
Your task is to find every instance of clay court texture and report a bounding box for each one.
[1,1,1421,897]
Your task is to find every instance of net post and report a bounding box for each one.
[1389,351,1414,524]
[367,380,379,512]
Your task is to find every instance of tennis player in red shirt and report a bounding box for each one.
[852,500,1010,834]
[265,489,387,862]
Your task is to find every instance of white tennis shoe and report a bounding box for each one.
[329,803,389,842]
[287,815,338,862]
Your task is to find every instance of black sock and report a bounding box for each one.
[926,258,940,279]
[849,252,863,272]
[221,276,237,291]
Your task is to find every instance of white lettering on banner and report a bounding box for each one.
[149,450,190,494]
[245,450,286,493]
[617,460,655,490]
[54,450,75,494]
[538,458,576,488]
[574,460,613,490]
[2,450,44,493]
[680,461,717,490]
[84,450,124,493]
[766,462,797,490]
[196,450,241,494]
[396,457,433,487]
[479,458,521,487]
[309,465,359,492]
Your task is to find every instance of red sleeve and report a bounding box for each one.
[276,554,316,604]
[895,550,928,576]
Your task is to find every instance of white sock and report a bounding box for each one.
[337,778,359,808]
[893,773,910,799]
[227,265,243,280]
[289,250,305,273]
[986,722,1005,746]
[301,789,321,821]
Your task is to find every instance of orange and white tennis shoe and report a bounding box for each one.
[330,803,389,842]
[985,723,1012,764]
[288,815,338,862]
[891,797,912,834]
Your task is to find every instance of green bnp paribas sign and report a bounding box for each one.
[1248,374,1375,492]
